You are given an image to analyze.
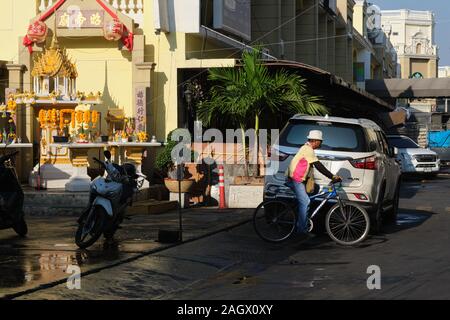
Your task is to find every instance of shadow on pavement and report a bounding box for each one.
[382,209,433,235]
[274,208,433,252]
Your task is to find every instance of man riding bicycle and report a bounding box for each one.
[285,130,342,236]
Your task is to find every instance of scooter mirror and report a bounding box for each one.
[104,150,112,160]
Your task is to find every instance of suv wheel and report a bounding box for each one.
[384,181,400,225]
[370,184,385,234]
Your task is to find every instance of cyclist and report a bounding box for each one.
[285,130,342,236]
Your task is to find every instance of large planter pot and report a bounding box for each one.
[164,178,195,193]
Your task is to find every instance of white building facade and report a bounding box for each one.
[381,9,438,80]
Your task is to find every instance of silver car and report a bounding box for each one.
[387,135,440,174]
[265,115,402,233]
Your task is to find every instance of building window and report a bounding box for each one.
[416,43,422,54]
[393,32,398,36]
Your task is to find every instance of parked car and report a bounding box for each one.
[386,135,440,174]
[265,115,402,233]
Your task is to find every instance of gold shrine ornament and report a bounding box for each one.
[31,36,78,79]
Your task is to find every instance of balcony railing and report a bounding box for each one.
[395,44,438,56]
[36,0,144,28]
[381,10,434,22]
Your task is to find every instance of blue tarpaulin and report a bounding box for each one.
[428,131,450,148]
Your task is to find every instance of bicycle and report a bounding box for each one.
[253,182,370,246]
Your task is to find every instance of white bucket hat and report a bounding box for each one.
[307,130,323,141]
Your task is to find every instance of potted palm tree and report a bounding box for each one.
[156,130,196,193]
[198,48,327,184]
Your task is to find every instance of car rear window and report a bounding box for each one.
[279,120,368,152]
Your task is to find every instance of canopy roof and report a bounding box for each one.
[366,78,450,99]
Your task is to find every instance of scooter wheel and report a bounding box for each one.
[75,206,107,249]
[13,218,28,237]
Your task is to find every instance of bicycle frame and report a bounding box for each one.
[307,184,336,219]
[274,183,345,220]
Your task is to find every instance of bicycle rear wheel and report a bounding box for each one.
[325,202,370,246]
[253,200,297,243]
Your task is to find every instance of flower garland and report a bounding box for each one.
[59,109,75,130]
[37,108,100,134]
[91,111,99,128]
[71,112,76,129]
[83,110,90,124]
[50,109,57,125]
[38,109,47,128]
[59,110,65,130]
[76,111,83,124]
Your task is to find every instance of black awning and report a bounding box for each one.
[366,78,450,98]
[262,60,395,113]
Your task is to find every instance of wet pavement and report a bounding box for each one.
[4,174,450,300]
[0,208,253,299]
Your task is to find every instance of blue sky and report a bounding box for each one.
[373,0,450,66]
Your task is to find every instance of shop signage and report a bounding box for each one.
[411,72,424,79]
[57,9,105,29]
[135,88,146,132]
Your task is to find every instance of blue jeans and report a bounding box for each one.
[286,180,310,234]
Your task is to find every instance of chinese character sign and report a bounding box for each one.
[135,88,147,133]
[57,10,104,29]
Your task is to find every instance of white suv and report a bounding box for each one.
[265,115,402,233]
[387,135,440,174]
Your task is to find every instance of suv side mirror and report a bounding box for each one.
[388,146,398,157]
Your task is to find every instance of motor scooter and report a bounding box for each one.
[75,150,145,249]
[0,151,28,236]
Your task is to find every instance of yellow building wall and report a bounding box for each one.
[143,1,235,139]
[1,0,237,140]
[0,0,35,64]
[58,38,133,130]
[353,3,365,36]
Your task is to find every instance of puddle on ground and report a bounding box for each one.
[0,251,89,289]
[0,244,128,291]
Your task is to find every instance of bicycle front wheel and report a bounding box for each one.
[326,202,370,246]
[253,200,297,243]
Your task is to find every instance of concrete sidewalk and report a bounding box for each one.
[0,207,253,299]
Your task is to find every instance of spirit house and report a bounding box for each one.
[32,36,78,100]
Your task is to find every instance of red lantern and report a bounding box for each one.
[103,19,124,41]
[27,21,48,43]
